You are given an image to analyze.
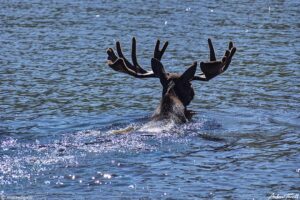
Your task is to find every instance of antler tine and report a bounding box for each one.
[131,37,148,73]
[193,38,236,81]
[107,37,170,78]
[131,37,139,67]
[115,40,136,72]
[154,39,168,61]
[208,38,216,61]
[224,44,236,71]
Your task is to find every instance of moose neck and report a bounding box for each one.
[152,87,188,123]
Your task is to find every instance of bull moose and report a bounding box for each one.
[106,38,236,123]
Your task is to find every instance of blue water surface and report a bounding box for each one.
[0,0,299,199]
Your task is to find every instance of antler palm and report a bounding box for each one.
[193,38,236,81]
[106,37,168,78]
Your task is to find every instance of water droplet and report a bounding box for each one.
[185,7,191,12]
[96,15,100,17]
[103,173,112,179]
[128,184,135,189]
[56,181,64,185]
[210,9,214,12]
[164,21,168,25]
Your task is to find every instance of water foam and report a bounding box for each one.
[138,120,176,133]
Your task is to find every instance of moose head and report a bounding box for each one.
[106,38,236,123]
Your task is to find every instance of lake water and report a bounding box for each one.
[0,0,299,199]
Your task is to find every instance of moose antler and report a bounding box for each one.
[106,37,168,78]
[193,38,236,81]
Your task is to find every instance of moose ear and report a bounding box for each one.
[180,61,197,82]
[151,58,168,85]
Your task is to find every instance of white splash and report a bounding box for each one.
[103,173,112,179]
[139,120,175,133]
